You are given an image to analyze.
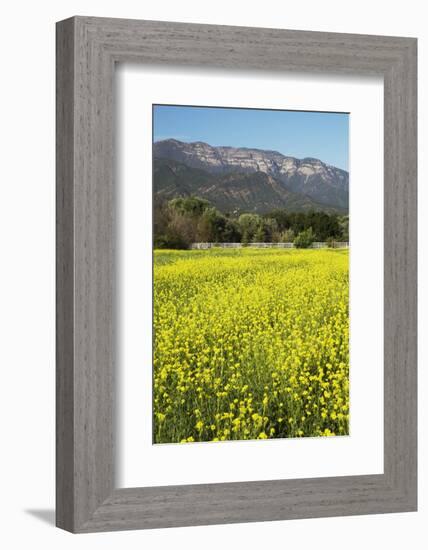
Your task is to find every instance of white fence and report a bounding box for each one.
[190,242,349,250]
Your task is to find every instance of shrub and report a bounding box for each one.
[253,226,265,243]
[294,227,315,249]
[154,232,189,250]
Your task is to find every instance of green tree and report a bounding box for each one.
[279,228,295,243]
[294,227,315,248]
[253,225,265,243]
[241,230,249,246]
[338,215,349,241]
[238,213,262,242]
[169,196,210,217]
[262,218,279,242]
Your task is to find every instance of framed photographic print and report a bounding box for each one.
[56,16,417,532]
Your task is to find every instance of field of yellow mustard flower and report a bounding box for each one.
[153,248,349,443]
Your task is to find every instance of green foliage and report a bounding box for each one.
[279,228,295,243]
[262,217,279,242]
[253,226,265,243]
[241,230,249,246]
[154,233,189,250]
[238,213,261,241]
[198,207,241,242]
[294,227,315,249]
[169,196,211,217]
[267,209,341,241]
[153,195,347,249]
[338,215,349,241]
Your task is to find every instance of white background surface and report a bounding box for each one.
[0,1,425,549]
[118,67,384,487]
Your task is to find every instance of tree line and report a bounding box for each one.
[154,196,349,249]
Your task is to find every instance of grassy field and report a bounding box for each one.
[153,248,349,444]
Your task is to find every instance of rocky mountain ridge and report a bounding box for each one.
[153,139,349,213]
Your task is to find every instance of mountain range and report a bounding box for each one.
[153,139,349,214]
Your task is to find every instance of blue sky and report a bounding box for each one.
[153,105,349,171]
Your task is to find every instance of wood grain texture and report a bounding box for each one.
[56,18,75,532]
[56,16,417,533]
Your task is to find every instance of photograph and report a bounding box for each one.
[152,104,350,444]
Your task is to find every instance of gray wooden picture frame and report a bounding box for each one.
[56,16,417,533]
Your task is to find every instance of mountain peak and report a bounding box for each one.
[153,139,348,212]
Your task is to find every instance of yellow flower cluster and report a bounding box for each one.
[153,248,349,443]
